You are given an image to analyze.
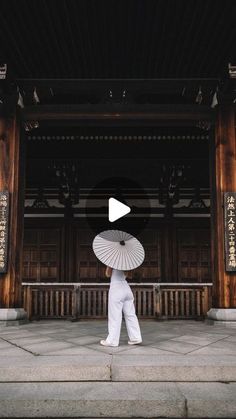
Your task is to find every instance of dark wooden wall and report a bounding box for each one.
[23,228,61,282]
[23,218,211,283]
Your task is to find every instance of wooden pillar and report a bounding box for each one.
[64,210,75,283]
[210,105,236,309]
[0,113,25,309]
[163,218,175,282]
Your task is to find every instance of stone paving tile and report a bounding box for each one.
[150,339,202,354]
[187,345,236,355]
[0,330,37,339]
[205,326,236,334]
[225,335,236,342]
[66,335,105,345]
[118,341,135,348]
[116,345,176,355]
[19,341,76,355]
[47,332,83,340]
[170,333,228,346]
[72,327,100,335]
[2,336,54,345]
[26,323,67,329]
[92,333,110,339]
[0,346,33,356]
[0,339,17,348]
[206,339,236,352]
[0,334,38,342]
[83,331,108,336]
[85,343,138,354]
[36,328,71,335]
[81,330,106,335]
[44,346,105,356]
[1,320,236,358]
[146,333,181,341]
[0,326,20,333]
[193,331,229,338]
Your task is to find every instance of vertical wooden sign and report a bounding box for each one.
[0,191,9,273]
[224,192,236,271]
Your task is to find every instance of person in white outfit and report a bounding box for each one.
[100,267,142,347]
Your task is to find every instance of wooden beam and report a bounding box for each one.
[22,104,215,126]
[17,78,220,93]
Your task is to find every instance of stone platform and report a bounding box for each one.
[0,319,236,418]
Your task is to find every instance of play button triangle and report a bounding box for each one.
[108,198,131,222]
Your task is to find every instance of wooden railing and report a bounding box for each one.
[23,285,79,320]
[22,282,212,320]
[154,285,211,319]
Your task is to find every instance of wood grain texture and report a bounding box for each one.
[0,114,25,308]
[210,105,236,307]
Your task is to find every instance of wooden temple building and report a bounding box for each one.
[0,1,236,324]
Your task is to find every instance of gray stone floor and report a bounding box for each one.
[1,320,236,417]
[0,319,236,356]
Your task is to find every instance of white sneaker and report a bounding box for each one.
[128,339,142,345]
[100,339,118,347]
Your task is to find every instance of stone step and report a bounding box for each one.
[0,355,111,382]
[0,382,236,418]
[0,354,236,382]
[112,354,236,382]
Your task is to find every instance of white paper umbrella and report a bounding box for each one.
[92,230,145,271]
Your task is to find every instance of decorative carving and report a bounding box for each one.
[228,63,236,79]
[159,164,185,207]
[50,161,79,211]
[196,120,211,130]
[0,64,7,80]
[188,188,207,208]
[31,188,50,208]
[103,88,129,104]
[24,121,39,131]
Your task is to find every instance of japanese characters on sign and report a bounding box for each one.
[224,192,236,271]
[0,191,9,274]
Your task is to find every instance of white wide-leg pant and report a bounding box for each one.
[106,282,142,346]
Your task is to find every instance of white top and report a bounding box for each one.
[110,269,127,284]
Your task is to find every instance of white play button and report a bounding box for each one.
[108,198,131,222]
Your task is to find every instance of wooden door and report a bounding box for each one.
[23,228,61,282]
[135,227,162,282]
[177,227,211,282]
[75,227,105,282]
